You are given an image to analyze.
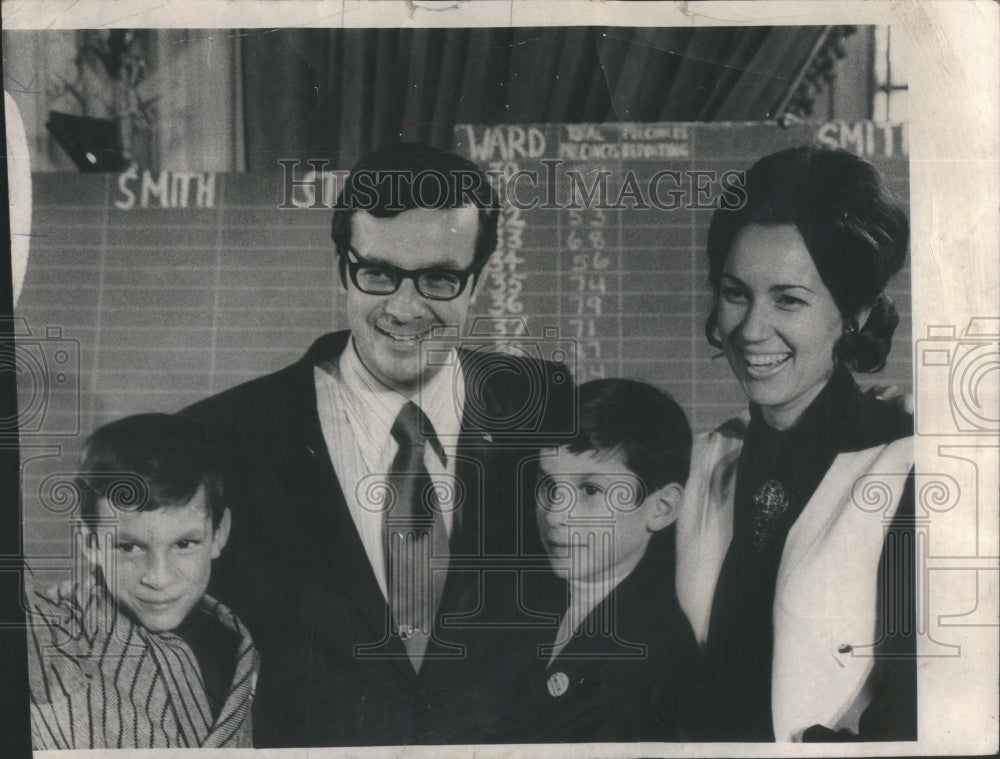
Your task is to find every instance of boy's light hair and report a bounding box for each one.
[567,379,692,495]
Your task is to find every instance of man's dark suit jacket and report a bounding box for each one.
[183,330,573,747]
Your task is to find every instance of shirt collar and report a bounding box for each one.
[564,560,634,629]
[338,336,464,465]
[415,349,465,460]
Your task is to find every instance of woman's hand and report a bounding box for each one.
[866,384,914,414]
[39,576,75,604]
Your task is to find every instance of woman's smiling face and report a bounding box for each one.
[717,223,845,430]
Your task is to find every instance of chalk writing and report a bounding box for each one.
[115,168,216,209]
[562,203,613,381]
[816,121,908,158]
[460,125,547,163]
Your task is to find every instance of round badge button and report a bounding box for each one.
[547,671,570,697]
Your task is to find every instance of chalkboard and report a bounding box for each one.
[16,120,910,555]
[454,120,910,428]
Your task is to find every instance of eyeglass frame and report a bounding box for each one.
[341,245,486,301]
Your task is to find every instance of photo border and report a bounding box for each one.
[3,2,997,757]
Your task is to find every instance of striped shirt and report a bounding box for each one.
[25,572,259,749]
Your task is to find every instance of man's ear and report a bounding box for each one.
[644,482,683,533]
[211,508,232,559]
[336,261,349,295]
[469,268,483,296]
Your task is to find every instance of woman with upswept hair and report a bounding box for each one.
[677,146,916,742]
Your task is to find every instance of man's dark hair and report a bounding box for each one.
[566,378,692,495]
[705,145,909,373]
[76,413,225,528]
[330,142,500,287]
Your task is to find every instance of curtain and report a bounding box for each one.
[151,29,245,172]
[240,25,847,171]
[4,25,854,173]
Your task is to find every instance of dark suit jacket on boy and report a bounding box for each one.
[183,330,572,747]
[496,526,702,743]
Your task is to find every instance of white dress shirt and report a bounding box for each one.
[314,338,465,600]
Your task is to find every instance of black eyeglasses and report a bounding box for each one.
[343,246,482,301]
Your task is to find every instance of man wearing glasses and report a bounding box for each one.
[184,144,573,747]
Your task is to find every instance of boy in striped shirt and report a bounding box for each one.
[26,413,259,749]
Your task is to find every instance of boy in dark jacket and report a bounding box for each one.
[503,378,701,742]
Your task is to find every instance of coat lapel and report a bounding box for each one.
[450,347,504,556]
[201,596,259,748]
[262,333,407,664]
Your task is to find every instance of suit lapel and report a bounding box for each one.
[451,348,504,556]
[263,333,407,664]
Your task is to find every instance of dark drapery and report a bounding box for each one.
[241,26,850,170]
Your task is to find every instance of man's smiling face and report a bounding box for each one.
[345,206,479,395]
